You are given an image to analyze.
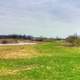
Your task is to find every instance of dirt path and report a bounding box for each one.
[0,42,37,46]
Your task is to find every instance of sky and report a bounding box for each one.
[0,0,80,38]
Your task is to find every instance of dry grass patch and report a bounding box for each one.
[0,45,41,59]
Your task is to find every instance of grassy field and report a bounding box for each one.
[0,41,80,80]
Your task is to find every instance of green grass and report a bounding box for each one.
[0,41,80,80]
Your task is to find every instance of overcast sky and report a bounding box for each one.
[0,0,80,37]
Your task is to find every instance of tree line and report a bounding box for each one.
[0,34,80,46]
[0,34,55,42]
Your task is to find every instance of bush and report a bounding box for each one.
[1,40,8,44]
[65,34,80,47]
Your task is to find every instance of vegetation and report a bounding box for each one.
[0,34,80,47]
[0,41,80,80]
[65,34,80,46]
[0,34,55,43]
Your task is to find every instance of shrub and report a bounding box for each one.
[1,40,8,44]
[65,34,80,47]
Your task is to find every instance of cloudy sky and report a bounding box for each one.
[0,0,80,37]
